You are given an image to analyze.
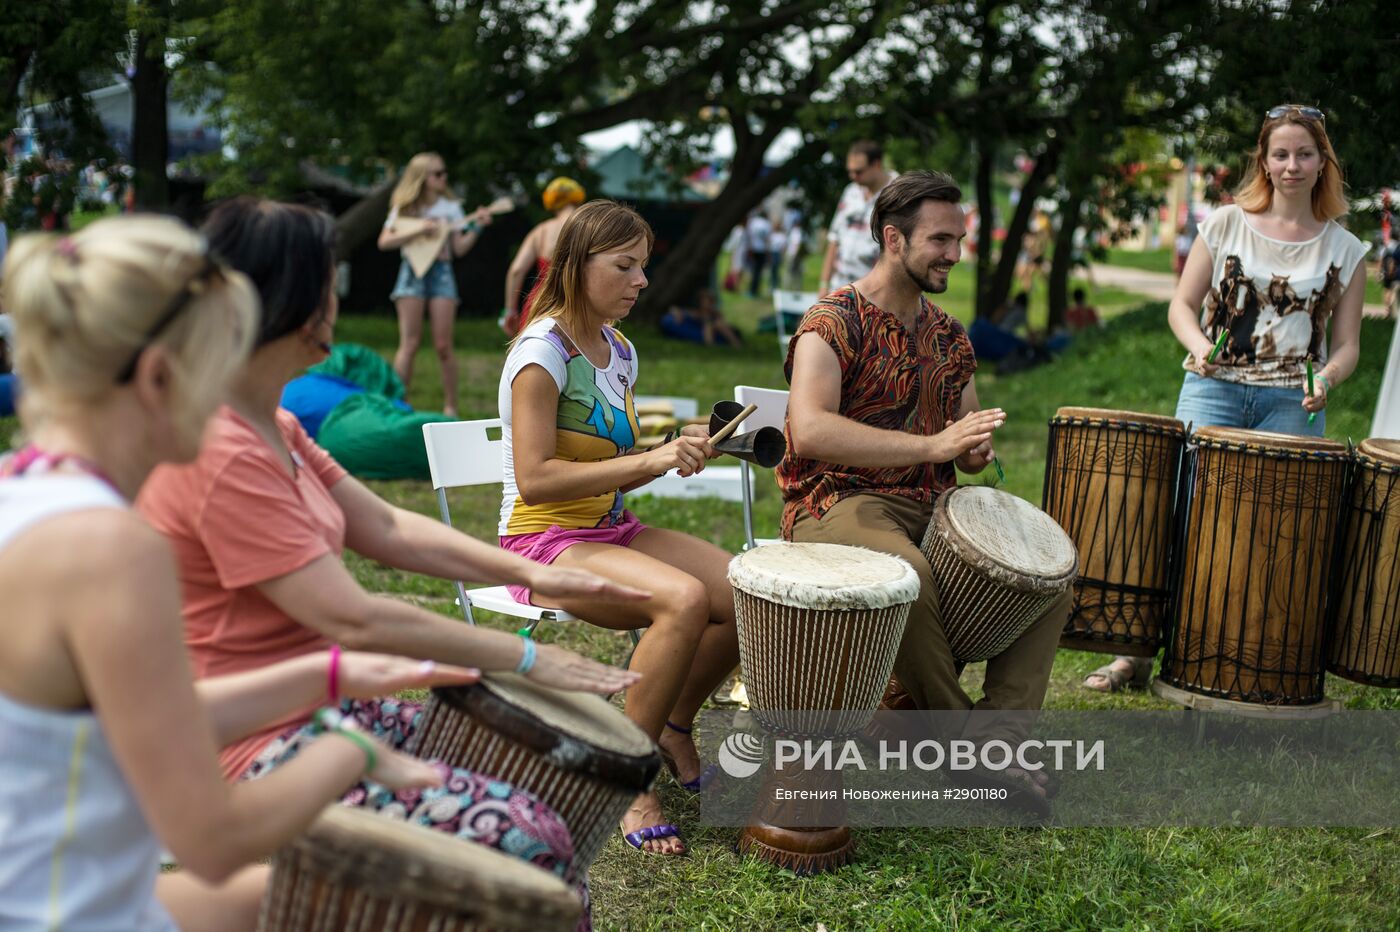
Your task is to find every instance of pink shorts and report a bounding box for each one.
[499,511,648,605]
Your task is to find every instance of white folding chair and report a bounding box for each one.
[422,418,578,635]
[772,289,818,354]
[733,385,790,550]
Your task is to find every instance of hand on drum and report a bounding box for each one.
[527,642,642,695]
[930,408,1005,464]
[357,739,449,790]
[955,438,997,474]
[643,433,715,477]
[334,652,481,700]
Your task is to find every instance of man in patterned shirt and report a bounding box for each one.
[781,170,1069,811]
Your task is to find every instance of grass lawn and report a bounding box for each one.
[1105,247,1175,275]
[3,274,1397,928]
[333,295,1400,930]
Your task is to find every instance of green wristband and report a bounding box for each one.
[1316,373,1330,394]
[331,728,378,777]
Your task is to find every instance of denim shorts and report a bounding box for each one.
[1174,371,1323,437]
[390,258,458,302]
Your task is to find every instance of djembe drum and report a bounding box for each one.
[1042,407,1185,656]
[1156,427,1349,710]
[1328,438,1400,687]
[408,673,660,878]
[257,807,580,932]
[919,486,1079,662]
[729,542,919,873]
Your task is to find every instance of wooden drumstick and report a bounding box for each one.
[710,403,758,445]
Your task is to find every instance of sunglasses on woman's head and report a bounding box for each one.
[1266,105,1325,123]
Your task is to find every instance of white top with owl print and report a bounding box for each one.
[1188,204,1366,387]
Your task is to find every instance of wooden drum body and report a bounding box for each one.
[257,807,580,932]
[1328,438,1400,687]
[408,673,660,879]
[920,486,1079,662]
[1158,427,1348,708]
[728,542,919,873]
[1042,407,1185,656]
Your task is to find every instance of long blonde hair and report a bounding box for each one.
[2,216,257,443]
[390,151,457,216]
[1235,108,1348,221]
[519,200,653,341]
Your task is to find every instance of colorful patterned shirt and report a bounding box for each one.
[498,318,641,535]
[778,285,977,537]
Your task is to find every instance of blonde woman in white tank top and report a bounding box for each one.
[0,217,471,929]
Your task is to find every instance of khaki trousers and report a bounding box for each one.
[789,492,1069,722]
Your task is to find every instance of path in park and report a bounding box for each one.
[1091,263,1391,318]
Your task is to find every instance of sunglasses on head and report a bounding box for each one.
[115,251,227,384]
[1266,105,1325,123]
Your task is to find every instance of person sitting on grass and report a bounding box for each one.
[661,287,744,347]
[499,200,742,856]
[0,215,486,931]
[1064,287,1101,331]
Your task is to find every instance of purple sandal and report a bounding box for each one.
[623,823,684,852]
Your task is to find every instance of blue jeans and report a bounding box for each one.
[390,258,459,302]
[1174,372,1323,437]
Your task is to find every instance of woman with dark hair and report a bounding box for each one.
[1085,104,1368,692]
[137,199,647,903]
[500,200,740,856]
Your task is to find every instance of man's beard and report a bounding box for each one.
[901,246,947,294]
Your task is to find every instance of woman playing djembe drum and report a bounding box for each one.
[1084,104,1368,692]
[500,200,741,856]
[0,216,492,930]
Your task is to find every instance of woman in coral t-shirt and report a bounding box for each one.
[138,200,646,917]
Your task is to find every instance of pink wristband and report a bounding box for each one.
[327,645,342,704]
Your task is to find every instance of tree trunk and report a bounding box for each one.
[1046,185,1083,331]
[632,131,823,322]
[973,139,996,319]
[334,180,396,261]
[131,24,169,212]
[986,137,1061,316]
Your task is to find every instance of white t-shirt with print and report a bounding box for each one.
[826,173,898,287]
[1191,204,1367,386]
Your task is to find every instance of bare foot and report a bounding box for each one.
[1082,656,1150,692]
[620,791,685,855]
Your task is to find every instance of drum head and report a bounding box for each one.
[288,807,580,927]
[1053,407,1185,433]
[1192,425,1346,455]
[431,674,658,791]
[941,486,1077,580]
[1359,438,1400,465]
[727,542,920,610]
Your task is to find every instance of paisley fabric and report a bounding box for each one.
[242,696,576,880]
[778,285,977,538]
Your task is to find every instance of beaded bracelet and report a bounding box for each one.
[516,636,538,675]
